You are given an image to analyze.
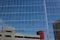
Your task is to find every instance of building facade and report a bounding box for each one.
[53,20,60,40]
[0,27,44,40]
[0,0,60,40]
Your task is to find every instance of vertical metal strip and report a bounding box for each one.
[44,0,50,40]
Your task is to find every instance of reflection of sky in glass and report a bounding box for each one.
[0,0,60,40]
[46,0,60,40]
[0,0,45,34]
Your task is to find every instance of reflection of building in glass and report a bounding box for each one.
[0,26,44,40]
[53,20,60,40]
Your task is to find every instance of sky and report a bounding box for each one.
[0,0,60,40]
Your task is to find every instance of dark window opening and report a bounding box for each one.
[0,35,2,36]
[24,36,40,39]
[5,35,11,37]
[6,31,12,32]
[15,36,23,38]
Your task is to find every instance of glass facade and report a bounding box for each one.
[46,0,60,40]
[0,0,60,40]
[0,0,45,34]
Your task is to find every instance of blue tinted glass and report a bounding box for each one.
[46,0,60,40]
[0,0,44,5]
[0,0,45,35]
